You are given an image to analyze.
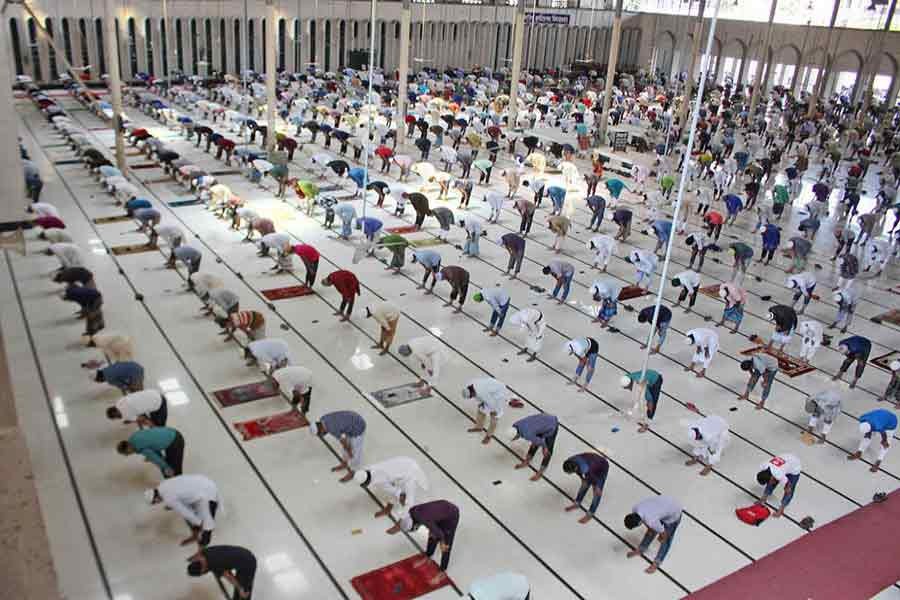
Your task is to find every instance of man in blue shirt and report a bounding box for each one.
[509,414,559,481]
[474,287,511,336]
[651,219,673,255]
[96,361,145,394]
[848,409,897,472]
[499,233,526,277]
[543,260,574,303]
[411,249,442,292]
[563,453,609,523]
[833,335,872,389]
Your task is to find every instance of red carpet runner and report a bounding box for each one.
[351,555,451,600]
[687,491,900,600]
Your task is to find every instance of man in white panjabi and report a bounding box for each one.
[354,456,429,533]
[685,415,730,476]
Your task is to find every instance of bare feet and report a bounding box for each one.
[700,465,712,476]
[684,457,698,466]
[564,503,580,512]
[645,563,659,574]
[529,471,542,481]
[626,549,641,559]
[578,514,593,524]
[339,472,354,483]
[514,460,529,470]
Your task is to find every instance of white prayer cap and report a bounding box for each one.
[353,470,369,485]
[144,489,157,505]
[507,426,520,441]
[891,361,900,371]
[718,286,728,299]
[619,375,632,388]
[832,292,843,303]
[860,422,872,435]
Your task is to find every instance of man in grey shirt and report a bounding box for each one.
[625,495,683,574]
[316,411,366,482]
[738,353,779,409]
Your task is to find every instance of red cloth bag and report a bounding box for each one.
[736,504,771,526]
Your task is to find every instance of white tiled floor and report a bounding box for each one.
[8,95,900,600]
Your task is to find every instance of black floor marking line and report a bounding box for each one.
[4,252,115,600]
[161,185,755,576]
[82,108,873,549]
[532,197,900,347]
[18,110,350,600]
[479,207,900,445]
[105,111,696,594]
[318,193,900,494]
[153,249,466,598]
[114,104,898,577]
[59,111,601,599]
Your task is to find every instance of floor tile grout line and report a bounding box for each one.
[18,110,350,600]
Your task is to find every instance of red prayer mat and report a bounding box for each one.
[129,162,160,170]
[740,346,815,377]
[873,351,900,373]
[233,410,309,441]
[109,243,158,256]
[699,284,721,299]
[351,555,452,600]
[617,285,650,301]
[261,285,314,301]
[386,225,419,235]
[213,380,279,408]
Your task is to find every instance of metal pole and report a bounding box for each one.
[508,0,526,129]
[103,0,126,171]
[265,0,277,153]
[637,0,722,393]
[598,0,623,145]
[362,0,377,222]
[396,0,411,142]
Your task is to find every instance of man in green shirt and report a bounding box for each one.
[621,369,663,433]
[293,180,319,216]
[377,234,409,272]
[116,426,185,478]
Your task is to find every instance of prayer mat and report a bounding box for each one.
[800,431,818,446]
[53,159,83,166]
[209,169,244,176]
[350,555,452,600]
[261,285,313,301]
[233,410,309,441]
[92,215,132,224]
[168,198,203,207]
[371,383,432,409]
[871,309,900,326]
[386,225,419,235]
[213,380,279,408]
[617,285,650,301]
[872,351,900,372]
[142,176,174,185]
[110,243,158,256]
[409,238,446,249]
[317,184,342,192]
[41,143,70,149]
[699,284,721,299]
[129,162,160,170]
[739,346,815,377]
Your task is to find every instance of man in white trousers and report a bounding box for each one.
[146,474,222,547]
[805,389,842,443]
[508,308,546,362]
[462,378,511,444]
[354,456,429,533]
[684,328,719,378]
[797,320,824,365]
[398,336,448,394]
[685,415,730,476]
[588,234,617,272]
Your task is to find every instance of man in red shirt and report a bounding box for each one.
[703,210,724,241]
[322,270,360,321]
[292,244,319,288]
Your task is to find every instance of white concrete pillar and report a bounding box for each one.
[599,0,623,144]
[265,0,277,152]
[104,0,126,172]
[678,0,707,127]
[808,0,840,118]
[396,0,411,142]
[508,0,526,127]
[749,0,777,118]
[0,7,26,221]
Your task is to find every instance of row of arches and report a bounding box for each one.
[8,15,641,83]
[654,28,900,103]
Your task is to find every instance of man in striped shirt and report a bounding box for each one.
[219,310,266,342]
